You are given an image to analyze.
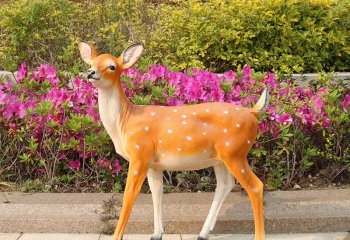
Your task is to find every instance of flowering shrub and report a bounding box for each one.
[0,63,349,191]
[0,63,123,192]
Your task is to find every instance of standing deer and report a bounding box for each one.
[79,42,268,240]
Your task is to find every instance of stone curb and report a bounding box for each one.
[1,71,350,85]
[1,189,349,234]
[1,233,350,240]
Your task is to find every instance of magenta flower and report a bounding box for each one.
[312,96,324,111]
[112,159,123,175]
[340,94,350,112]
[98,158,111,169]
[17,63,27,83]
[0,90,6,105]
[72,77,83,89]
[68,160,81,171]
[276,112,293,125]
[223,70,236,81]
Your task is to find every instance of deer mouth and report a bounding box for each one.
[87,75,100,82]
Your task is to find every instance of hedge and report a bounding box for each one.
[0,0,349,73]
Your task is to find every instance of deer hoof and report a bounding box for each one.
[150,236,162,240]
[197,237,208,240]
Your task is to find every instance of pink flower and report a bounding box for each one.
[312,96,324,111]
[262,72,278,90]
[223,70,236,81]
[340,94,350,112]
[168,71,182,86]
[72,77,83,89]
[68,160,81,171]
[2,98,27,119]
[276,112,293,125]
[112,159,123,175]
[0,90,6,105]
[98,158,111,169]
[242,66,252,75]
[17,63,27,83]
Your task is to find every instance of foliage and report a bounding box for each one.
[0,0,155,72]
[150,0,350,73]
[0,63,124,191]
[0,0,349,73]
[1,63,349,191]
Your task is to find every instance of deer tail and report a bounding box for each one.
[250,87,269,115]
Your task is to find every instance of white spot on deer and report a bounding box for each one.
[202,132,207,135]
[167,117,171,120]
[134,170,138,175]
[182,115,187,119]
[161,153,166,157]
[135,144,140,149]
[145,126,150,131]
[203,122,207,126]
[223,129,228,133]
[224,110,229,114]
[235,107,239,110]
[173,109,177,112]
[252,188,259,193]
[247,140,251,144]
[205,109,210,112]
[177,148,182,151]
[159,139,162,144]
[236,123,240,128]
[168,129,173,134]
[150,112,156,116]
[182,121,187,125]
[186,136,192,141]
[130,131,134,135]
[241,168,245,174]
[225,142,230,146]
[192,112,197,115]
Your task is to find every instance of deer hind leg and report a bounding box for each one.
[113,161,149,240]
[197,163,235,240]
[223,158,265,240]
[147,168,164,240]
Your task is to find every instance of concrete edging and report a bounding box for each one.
[1,189,349,234]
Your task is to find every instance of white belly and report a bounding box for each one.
[150,151,220,171]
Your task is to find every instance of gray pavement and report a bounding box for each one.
[0,233,349,240]
[1,189,349,234]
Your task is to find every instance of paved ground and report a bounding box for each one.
[0,233,349,240]
[1,190,349,234]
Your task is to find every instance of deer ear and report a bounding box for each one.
[78,42,98,65]
[120,43,144,69]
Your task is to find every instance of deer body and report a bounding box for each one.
[79,42,267,240]
[121,103,258,171]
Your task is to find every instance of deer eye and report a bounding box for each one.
[108,65,116,71]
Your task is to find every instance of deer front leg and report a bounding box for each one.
[198,163,235,240]
[113,161,148,240]
[147,168,164,240]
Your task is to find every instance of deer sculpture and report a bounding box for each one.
[78,42,268,240]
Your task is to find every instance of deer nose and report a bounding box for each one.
[87,69,96,77]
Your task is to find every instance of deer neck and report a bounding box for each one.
[97,81,132,141]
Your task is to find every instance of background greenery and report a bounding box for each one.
[0,0,349,73]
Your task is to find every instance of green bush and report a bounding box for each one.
[150,0,350,73]
[0,0,155,72]
[1,0,349,73]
